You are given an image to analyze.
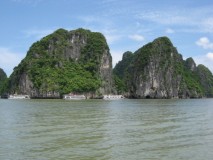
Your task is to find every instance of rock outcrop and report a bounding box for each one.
[113,37,213,98]
[0,68,7,95]
[196,64,213,97]
[0,68,7,82]
[8,28,113,98]
[6,32,213,99]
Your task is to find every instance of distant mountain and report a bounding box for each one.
[0,68,7,95]
[5,30,213,99]
[113,37,213,98]
[8,28,114,98]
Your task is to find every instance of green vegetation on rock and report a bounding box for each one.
[113,51,133,93]
[196,64,213,97]
[4,30,213,99]
[0,68,7,95]
[113,37,213,98]
[8,28,112,98]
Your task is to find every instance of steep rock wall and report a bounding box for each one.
[8,28,113,98]
[114,37,212,98]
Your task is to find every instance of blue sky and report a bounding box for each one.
[0,0,213,76]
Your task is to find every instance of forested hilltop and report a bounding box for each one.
[3,29,213,99]
[113,37,213,98]
[7,28,114,98]
[0,68,7,95]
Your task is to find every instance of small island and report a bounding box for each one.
[1,28,213,99]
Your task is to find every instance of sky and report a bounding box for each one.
[0,0,213,76]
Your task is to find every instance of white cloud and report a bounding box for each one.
[105,34,121,44]
[129,34,144,41]
[0,47,25,76]
[193,53,213,73]
[136,11,192,26]
[206,52,213,60]
[135,6,213,34]
[110,50,124,68]
[202,17,213,33]
[78,16,98,23]
[196,37,213,49]
[23,29,54,39]
[166,28,175,34]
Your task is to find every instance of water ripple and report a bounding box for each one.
[1,99,213,159]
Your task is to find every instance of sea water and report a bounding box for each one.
[0,99,213,160]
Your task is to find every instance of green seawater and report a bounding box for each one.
[0,99,213,160]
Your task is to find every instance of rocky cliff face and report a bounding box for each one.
[114,37,213,98]
[196,64,213,97]
[0,68,7,95]
[129,37,185,98]
[0,68,7,82]
[8,28,113,98]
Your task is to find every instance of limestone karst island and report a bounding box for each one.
[0,28,213,99]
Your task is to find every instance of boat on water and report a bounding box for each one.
[63,94,86,100]
[0,94,9,99]
[103,95,124,100]
[8,94,30,99]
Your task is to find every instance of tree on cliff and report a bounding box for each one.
[113,37,213,98]
[0,68,7,95]
[7,28,113,98]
